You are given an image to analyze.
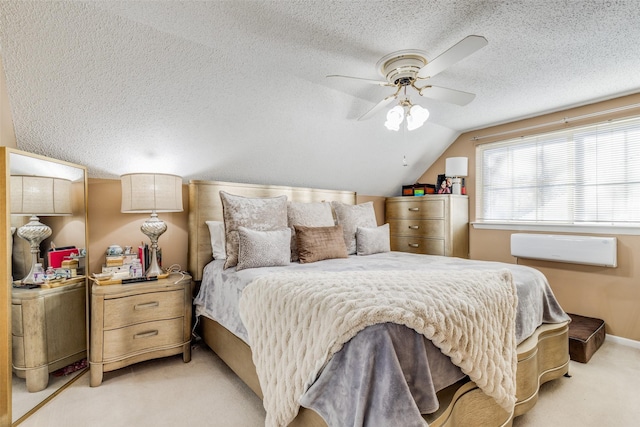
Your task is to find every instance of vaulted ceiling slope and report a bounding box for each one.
[1,1,640,196]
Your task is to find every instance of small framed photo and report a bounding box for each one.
[436,174,452,194]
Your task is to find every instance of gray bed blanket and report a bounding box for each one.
[299,323,465,427]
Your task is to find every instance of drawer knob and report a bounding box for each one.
[134,330,159,339]
[408,243,420,248]
[408,207,420,211]
[134,301,160,310]
[408,225,420,229]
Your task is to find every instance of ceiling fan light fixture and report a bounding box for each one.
[384,105,404,131]
[406,104,430,130]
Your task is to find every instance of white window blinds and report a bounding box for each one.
[476,116,640,225]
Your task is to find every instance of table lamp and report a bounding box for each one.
[11,175,72,285]
[445,157,468,195]
[120,173,183,277]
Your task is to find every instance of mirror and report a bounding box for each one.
[0,148,88,425]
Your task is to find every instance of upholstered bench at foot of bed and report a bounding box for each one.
[567,313,606,363]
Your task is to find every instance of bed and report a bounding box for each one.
[188,179,571,427]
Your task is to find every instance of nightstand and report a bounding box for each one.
[11,279,87,392]
[89,273,192,387]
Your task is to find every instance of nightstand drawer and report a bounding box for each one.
[103,318,183,360]
[386,199,445,220]
[389,219,444,239]
[11,304,23,336]
[390,236,445,255]
[103,290,183,329]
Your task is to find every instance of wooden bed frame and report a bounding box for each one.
[187,179,570,427]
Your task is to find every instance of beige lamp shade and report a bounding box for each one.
[121,173,183,213]
[10,175,73,215]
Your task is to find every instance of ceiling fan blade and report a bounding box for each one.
[326,74,391,86]
[358,94,398,121]
[417,35,488,79]
[419,85,476,106]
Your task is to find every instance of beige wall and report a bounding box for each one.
[87,179,189,276]
[419,92,640,341]
[0,55,17,148]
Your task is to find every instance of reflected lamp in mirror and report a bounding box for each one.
[445,157,468,195]
[11,175,72,285]
[120,173,183,277]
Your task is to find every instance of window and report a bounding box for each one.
[476,116,640,226]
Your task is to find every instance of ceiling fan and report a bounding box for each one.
[327,35,488,121]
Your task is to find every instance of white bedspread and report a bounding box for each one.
[239,269,518,427]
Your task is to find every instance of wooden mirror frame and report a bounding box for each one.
[0,147,89,425]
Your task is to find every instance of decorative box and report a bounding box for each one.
[402,183,436,196]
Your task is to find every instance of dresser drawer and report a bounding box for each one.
[386,199,445,220]
[389,219,444,239]
[102,318,183,360]
[390,236,445,256]
[103,290,183,329]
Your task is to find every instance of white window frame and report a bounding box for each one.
[474,116,640,235]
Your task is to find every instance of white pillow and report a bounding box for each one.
[356,224,391,256]
[236,227,291,271]
[206,220,226,260]
[331,201,378,255]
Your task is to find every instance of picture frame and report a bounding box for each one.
[436,174,452,194]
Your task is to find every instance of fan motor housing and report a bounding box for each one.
[376,50,428,85]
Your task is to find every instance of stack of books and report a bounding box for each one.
[102,252,140,278]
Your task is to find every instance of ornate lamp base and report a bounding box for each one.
[140,212,167,277]
[17,215,52,285]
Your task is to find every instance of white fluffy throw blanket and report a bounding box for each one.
[238,269,518,427]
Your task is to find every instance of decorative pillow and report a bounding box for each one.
[205,220,226,260]
[294,225,348,264]
[287,201,335,261]
[331,201,377,255]
[220,191,288,269]
[356,224,391,256]
[236,227,291,271]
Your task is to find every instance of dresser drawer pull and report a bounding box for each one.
[408,207,420,211]
[408,243,420,248]
[408,225,420,229]
[134,301,160,310]
[134,330,159,339]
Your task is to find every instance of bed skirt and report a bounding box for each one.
[199,316,569,427]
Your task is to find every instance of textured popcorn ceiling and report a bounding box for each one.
[1,1,640,196]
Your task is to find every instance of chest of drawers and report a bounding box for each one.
[89,273,192,386]
[385,195,469,258]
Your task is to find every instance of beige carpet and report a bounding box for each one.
[16,338,640,427]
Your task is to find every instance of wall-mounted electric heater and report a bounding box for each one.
[510,233,617,267]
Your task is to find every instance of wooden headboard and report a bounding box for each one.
[187,180,356,281]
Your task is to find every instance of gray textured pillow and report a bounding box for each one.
[220,191,288,269]
[287,201,335,261]
[294,225,348,264]
[356,224,391,256]
[331,201,377,255]
[236,227,291,271]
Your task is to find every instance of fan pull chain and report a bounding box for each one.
[402,118,409,166]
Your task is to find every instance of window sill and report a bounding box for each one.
[471,222,640,236]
